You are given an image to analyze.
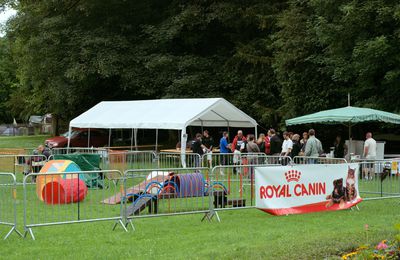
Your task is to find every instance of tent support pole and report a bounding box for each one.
[134,129,138,151]
[108,129,111,148]
[180,128,187,168]
[210,109,231,134]
[200,119,204,134]
[155,129,158,152]
[87,128,91,148]
[67,125,72,151]
[348,123,352,160]
[130,129,133,151]
[255,126,258,138]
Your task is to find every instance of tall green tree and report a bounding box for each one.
[0,37,16,123]
[4,0,287,128]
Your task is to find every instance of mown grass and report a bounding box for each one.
[0,199,399,259]
[0,135,50,149]
[0,135,399,259]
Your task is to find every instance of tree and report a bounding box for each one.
[0,37,16,123]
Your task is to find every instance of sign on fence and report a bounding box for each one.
[255,164,362,215]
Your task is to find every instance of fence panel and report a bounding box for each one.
[106,150,157,172]
[350,159,400,200]
[0,155,47,183]
[208,164,276,220]
[293,156,347,165]
[23,170,126,240]
[201,153,285,169]
[202,153,235,169]
[123,167,210,228]
[0,172,22,239]
[51,147,108,157]
[157,152,201,168]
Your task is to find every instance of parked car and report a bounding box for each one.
[45,129,109,148]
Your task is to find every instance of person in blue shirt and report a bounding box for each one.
[219,131,230,166]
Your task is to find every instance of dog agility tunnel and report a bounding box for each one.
[167,172,205,198]
[36,160,88,204]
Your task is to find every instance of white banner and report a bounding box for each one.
[255,164,362,215]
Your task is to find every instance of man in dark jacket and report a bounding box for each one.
[268,129,282,156]
[191,133,206,167]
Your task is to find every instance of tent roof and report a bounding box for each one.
[70,98,257,130]
[286,106,400,126]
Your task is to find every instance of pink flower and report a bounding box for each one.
[364,224,369,230]
[376,241,388,250]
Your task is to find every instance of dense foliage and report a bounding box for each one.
[0,0,399,128]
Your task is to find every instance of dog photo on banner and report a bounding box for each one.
[255,163,362,215]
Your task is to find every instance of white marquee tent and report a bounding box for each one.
[68,98,258,166]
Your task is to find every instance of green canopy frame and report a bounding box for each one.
[286,106,400,158]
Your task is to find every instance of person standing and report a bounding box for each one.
[191,133,205,167]
[304,129,323,163]
[256,133,266,153]
[231,130,247,173]
[219,131,230,166]
[202,130,214,168]
[300,132,308,155]
[246,134,260,177]
[333,135,347,158]
[280,131,293,165]
[268,129,281,156]
[291,134,302,158]
[281,131,293,157]
[24,144,51,181]
[363,132,377,180]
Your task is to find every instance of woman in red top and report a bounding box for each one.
[257,133,270,154]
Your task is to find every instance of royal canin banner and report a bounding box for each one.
[255,164,362,215]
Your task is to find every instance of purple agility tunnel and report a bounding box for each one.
[169,172,205,198]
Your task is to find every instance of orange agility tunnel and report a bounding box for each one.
[36,160,88,204]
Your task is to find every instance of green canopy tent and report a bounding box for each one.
[285,106,400,158]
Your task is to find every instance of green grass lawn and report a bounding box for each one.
[0,135,50,149]
[0,199,399,259]
[0,135,399,259]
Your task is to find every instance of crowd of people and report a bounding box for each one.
[189,128,377,164]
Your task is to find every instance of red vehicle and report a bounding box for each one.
[45,129,109,148]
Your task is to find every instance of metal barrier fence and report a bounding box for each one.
[51,147,108,157]
[50,149,158,172]
[122,167,211,229]
[0,154,47,180]
[106,150,157,172]
[350,159,400,200]
[207,164,282,221]
[157,152,202,168]
[201,153,290,169]
[23,170,126,240]
[0,173,22,240]
[0,156,396,239]
[293,156,347,165]
[0,148,35,156]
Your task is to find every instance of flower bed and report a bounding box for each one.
[341,224,400,259]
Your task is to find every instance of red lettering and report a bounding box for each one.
[272,185,281,197]
[266,186,274,198]
[260,186,266,199]
[308,183,315,195]
[286,184,292,197]
[319,183,326,194]
[301,184,309,196]
[278,185,286,197]
[294,184,301,196]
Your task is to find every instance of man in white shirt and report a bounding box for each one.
[281,131,293,156]
[363,132,377,180]
[280,131,293,165]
